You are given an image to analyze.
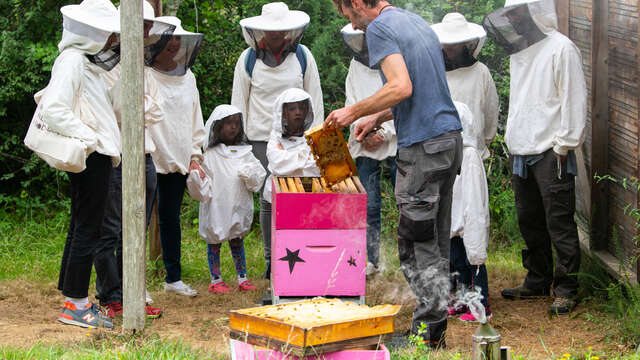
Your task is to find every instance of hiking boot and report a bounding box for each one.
[549,297,576,315]
[164,280,198,297]
[262,261,271,279]
[103,301,123,318]
[208,281,232,294]
[145,305,163,319]
[238,280,256,292]
[501,285,549,299]
[58,302,114,329]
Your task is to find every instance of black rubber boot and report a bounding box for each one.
[501,285,550,299]
[262,260,271,279]
[412,319,447,350]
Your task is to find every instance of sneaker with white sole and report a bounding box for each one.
[58,302,114,329]
[164,280,197,297]
[366,262,379,277]
[145,289,153,304]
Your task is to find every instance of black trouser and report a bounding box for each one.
[93,155,158,305]
[511,149,580,298]
[157,172,187,283]
[395,131,462,343]
[250,141,272,261]
[57,152,112,298]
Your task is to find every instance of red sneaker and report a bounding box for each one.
[238,280,256,292]
[103,302,123,318]
[208,281,232,294]
[447,304,467,316]
[145,305,163,319]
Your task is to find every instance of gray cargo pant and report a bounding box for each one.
[250,141,272,261]
[395,130,462,343]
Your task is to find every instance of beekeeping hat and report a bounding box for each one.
[240,2,309,67]
[432,13,487,58]
[482,0,557,55]
[341,24,370,67]
[205,105,248,149]
[59,0,121,70]
[146,16,203,76]
[273,88,314,138]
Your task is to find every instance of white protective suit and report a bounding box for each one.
[231,46,324,142]
[450,102,490,265]
[345,59,397,160]
[102,65,165,154]
[263,88,320,202]
[37,1,121,166]
[446,63,498,160]
[501,0,587,156]
[186,105,266,244]
[148,68,206,174]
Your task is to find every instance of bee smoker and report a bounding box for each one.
[472,322,503,360]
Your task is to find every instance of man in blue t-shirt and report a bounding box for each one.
[324,0,462,348]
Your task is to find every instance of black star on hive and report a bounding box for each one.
[348,256,357,267]
[278,248,305,274]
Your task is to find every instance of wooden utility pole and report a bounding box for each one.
[121,0,147,330]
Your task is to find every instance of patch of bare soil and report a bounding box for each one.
[0,272,626,359]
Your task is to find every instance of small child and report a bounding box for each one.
[263,88,320,205]
[187,105,266,294]
[449,101,491,322]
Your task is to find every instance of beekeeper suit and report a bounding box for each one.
[263,88,320,203]
[92,1,173,312]
[231,2,324,278]
[186,105,267,244]
[483,0,587,314]
[432,13,499,160]
[41,0,121,329]
[341,24,397,274]
[450,102,490,266]
[146,15,206,296]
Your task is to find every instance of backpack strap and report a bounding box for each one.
[244,46,307,77]
[245,48,258,77]
[295,45,307,78]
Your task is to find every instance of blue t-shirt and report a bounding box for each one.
[366,8,461,148]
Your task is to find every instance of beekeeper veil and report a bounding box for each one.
[341,24,370,67]
[205,105,249,149]
[117,1,176,51]
[146,16,203,76]
[272,88,314,138]
[240,2,309,68]
[482,0,557,55]
[432,13,487,71]
[59,0,121,71]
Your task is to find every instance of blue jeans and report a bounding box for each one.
[450,236,489,307]
[157,172,187,283]
[355,156,397,266]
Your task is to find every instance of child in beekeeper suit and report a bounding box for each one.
[187,105,266,294]
[263,88,321,205]
[449,102,491,322]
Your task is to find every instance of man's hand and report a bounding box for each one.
[553,151,567,163]
[323,106,357,130]
[189,160,205,179]
[353,115,378,142]
[363,132,384,151]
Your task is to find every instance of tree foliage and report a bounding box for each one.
[0,0,510,215]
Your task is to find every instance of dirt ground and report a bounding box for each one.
[0,273,626,359]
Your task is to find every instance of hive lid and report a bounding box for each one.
[305,125,358,185]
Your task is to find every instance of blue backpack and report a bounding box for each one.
[244,45,308,78]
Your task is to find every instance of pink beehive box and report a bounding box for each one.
[230,339,391,360]
[271,177,367,300]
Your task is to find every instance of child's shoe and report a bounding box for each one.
[103,301,123,318]
[164,280,198,297]
[208,281,232,294]
[459,306,492,323]
[447,303,468,316]
[238,280,256,291]
[58,302,114,329]
[145,305,163,319]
